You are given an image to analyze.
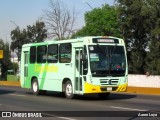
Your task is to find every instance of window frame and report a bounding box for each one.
[47,44,58,63]
[59,43,72,63]
[30,46,36,64]
[37,45,47,63]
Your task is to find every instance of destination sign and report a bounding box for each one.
[92,38,119,44]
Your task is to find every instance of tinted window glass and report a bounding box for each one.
[30,46,36,63]
[89,45,126,77]
[48,44,58,63]
[59,43,71,63]
[37,45,47,63]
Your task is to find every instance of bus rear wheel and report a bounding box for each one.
[32,79,39,95]
[32,79,46,95]
[65,81,75,99]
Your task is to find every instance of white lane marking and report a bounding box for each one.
[110,106,148,111]
[9,93,26,97]
[42,113,76,120]
[57,117,76,120]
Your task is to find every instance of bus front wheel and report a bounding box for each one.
[65,81,75,99]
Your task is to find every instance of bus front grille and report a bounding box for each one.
[100,79,119,85]
[101,87,118,91]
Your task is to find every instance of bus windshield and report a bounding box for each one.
[88,45,126,77]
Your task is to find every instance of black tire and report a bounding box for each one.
[98,92,110,99]
[31,78,47,95]
[65,81,75,99]
[32,78,40,95]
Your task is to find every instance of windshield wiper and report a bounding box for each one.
[110,43,117,58]
[108,44,117,75]
[96,43,107,56]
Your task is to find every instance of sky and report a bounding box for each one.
[0,0,115,43]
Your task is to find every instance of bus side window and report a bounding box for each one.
[59,43,71,63]
[48,44,58,63]
[37,45,47,63]
[30,46,36,63]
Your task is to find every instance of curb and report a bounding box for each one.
[0,81,20,87]
[0,81,160,95]
[127,86,160,95]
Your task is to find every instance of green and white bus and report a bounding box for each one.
[20,36,128,99]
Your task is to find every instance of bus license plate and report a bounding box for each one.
[107,87,112,91]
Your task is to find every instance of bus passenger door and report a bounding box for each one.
[75,48,83,94]
[24,52,28,87]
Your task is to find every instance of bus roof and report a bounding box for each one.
[22,36,124,48]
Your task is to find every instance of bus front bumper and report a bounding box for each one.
[84,82,127,93]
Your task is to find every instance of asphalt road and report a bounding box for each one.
[0,86,160,120]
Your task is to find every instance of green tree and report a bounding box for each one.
[0,39,12,80]
[117,0,156,74]
[73,4,121,38]
[27,21,47,43]
[10,21,47,61]
[145,40,160,75]
[145,0,160,75]
[12,62,19,75]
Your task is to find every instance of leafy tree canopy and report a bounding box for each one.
[144,0,160,75]
[0,39,13,76]
[117,0,160,74]
[10,21,47,60]
[73,4,121,38]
